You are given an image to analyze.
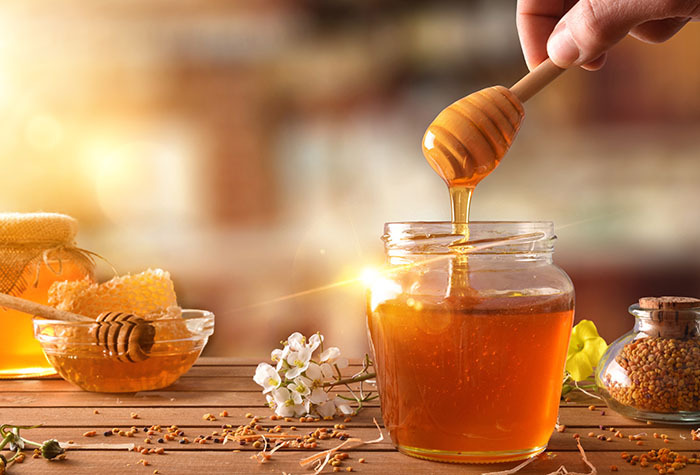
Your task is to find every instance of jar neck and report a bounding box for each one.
[631,305,700,339]
[383,221,556,262]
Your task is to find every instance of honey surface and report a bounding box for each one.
[368,293,573,461]
[0,261,90,379]
[46,342,200,392]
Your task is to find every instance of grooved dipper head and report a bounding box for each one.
[422,86,525,188]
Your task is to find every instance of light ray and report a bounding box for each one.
[226,212,623,313]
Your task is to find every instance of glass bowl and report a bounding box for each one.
[34,309,214,393]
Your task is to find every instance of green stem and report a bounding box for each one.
[322,372,376,388]
[337,393,378,402]
[20,438,42,448]
[0,432,13,451]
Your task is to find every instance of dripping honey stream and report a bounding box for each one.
[424,58,566,297]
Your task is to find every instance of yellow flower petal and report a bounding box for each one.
[571,320,601,343]
[567,335,583,359]
[566,349,594,382]
[583,336,608,365]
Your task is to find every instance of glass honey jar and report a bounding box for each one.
[0,213,94,378]
[596,296,700,424]
[366,221,574,463]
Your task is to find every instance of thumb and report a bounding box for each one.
[546,0,647,68]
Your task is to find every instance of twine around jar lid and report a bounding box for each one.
[633,296,700,339]
[0,212,77,244]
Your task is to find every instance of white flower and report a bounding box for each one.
[271,347,285,363]
[308,387,328,404]
[317,400,336,418]
[258,331,363,420]
[320,347,348,369]
[308,333,323,352]
[334,397,353,415]
[285,347,312,379]
[272,387,304,418]
[253,363,282,394]
[289,376,312,398]
[320,362,334,378]
[305,362,333,388]
[272,347,290,372]
[320,346,340,361]
[287,332,306,351]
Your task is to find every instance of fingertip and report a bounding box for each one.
[547,22,580,68]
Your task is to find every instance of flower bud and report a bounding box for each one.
[40,439,65,459]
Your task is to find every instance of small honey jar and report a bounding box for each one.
[597,296,700,423]
[0,213,94,378]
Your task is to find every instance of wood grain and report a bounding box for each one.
[2,358,699,475]
[8,450,700,475]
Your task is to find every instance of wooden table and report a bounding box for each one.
[2,358,698,474]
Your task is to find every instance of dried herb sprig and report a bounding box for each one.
[0,424,65,472]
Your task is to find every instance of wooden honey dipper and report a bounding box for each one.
[0,292,155,363]
[422,58,565,188]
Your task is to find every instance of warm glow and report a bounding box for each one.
[361,267,402,312]
[360,267,381,287]
[25,115,63,150]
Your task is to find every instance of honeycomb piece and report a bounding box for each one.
[48,268,178,320]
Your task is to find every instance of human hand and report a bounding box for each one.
[517,0,700,71]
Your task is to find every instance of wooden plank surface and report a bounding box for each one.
[2,357,700,475]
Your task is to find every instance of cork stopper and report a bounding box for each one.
[633,296,700,339]
[638,296,700,310]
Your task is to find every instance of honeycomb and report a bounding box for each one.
[48,268,179,320]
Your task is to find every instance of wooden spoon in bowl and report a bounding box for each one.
[0,292,155,363]
[422,58,565,188]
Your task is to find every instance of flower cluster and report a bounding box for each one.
[254,332,367,418]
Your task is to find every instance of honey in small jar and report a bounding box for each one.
[0,213,94,379]
[367,221,574,463]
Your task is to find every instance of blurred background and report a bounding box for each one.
[1,0,698,357]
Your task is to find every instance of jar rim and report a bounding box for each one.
[383,220,554,226]
[382,221,556,256]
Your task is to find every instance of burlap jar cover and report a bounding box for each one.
[0,212,95,296]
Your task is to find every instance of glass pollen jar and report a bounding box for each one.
[366,221,574,463]
[596,296,700,424]
[0,212,94,378]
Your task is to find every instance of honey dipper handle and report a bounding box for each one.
[0,292,92,323]
[510,58,565,103]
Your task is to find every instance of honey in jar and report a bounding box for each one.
[0,213,94,378]
[367,221,574,463]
